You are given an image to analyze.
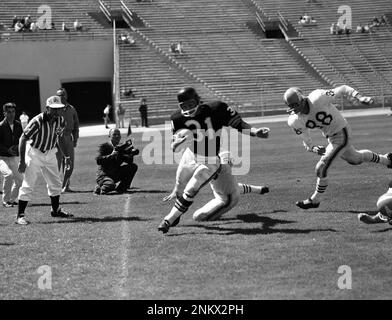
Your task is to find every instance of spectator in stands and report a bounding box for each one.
[371,16,380,27]
[30,21,38,32]
[356,25,363,33]
[343,26,351,35]
[138,98,148,127]
[363,24,371,33]
[380,15,387,25]
[24,15,31,30]
[330,23,338,35]
[14,21,24,32]
[50,22,56,30]
[73,20,83,31]
[62,22,70,32]
[123,88,135,98]
[12,16,19,28]
[176,41,184,54]
[117,104,126,129]
[169,43,177,54]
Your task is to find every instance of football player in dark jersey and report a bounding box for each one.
[157,87,270,233]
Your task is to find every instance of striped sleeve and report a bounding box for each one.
[227,113,242,129]
[23,118,39,139]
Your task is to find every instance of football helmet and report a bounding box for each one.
[283,87,306,114]
[177,87,201,117]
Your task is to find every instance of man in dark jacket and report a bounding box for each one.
[0,102,23,207]
[94,128,138,195]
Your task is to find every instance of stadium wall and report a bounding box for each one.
[0,39,113,110]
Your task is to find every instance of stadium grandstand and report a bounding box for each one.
[0,0,391,124]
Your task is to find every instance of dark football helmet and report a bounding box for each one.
[177,87,201,117]
[283,87,306,114]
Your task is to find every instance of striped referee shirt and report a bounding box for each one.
[23,113,66,152]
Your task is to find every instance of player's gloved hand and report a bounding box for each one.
[18,161,26,174]
[171,136,187,151]
[312,145,326,155]
[359,96,373,105]
[254,127,270,138]
[163,189,177,202]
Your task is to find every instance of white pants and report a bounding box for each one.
[193,163,240,221]
[176,149,240,221]
[0,156,23,203]
[18,145,62,202]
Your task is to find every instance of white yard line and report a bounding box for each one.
[115,196,131,299]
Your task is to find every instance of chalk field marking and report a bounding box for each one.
[116,195,131,299]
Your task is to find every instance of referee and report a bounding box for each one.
[16,95,74,225]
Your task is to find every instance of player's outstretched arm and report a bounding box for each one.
[238,120,270,138]
[332,85,374,106]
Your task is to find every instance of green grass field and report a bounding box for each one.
[1,114,391,300]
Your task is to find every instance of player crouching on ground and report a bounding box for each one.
[358,180,392,225]
[94,128,138,195]
[16,96,74,225]
[285,85,392,210]
[157,87,270,234]
[163,147,269,223]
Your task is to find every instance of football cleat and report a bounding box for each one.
[157,219,171,234]
[51,208,74,218]
[171,216,181,227]
[358,212,388,224]
[296,198,320,209]
[93,185,101,195]
[260,186,269,194]
[387,153,392,169]
[3,201,14,208]
[15,216,29,225]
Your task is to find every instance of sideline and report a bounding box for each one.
[79,107,390,138]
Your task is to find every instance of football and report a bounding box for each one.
[172,128,194,152]
[376,190,392,219]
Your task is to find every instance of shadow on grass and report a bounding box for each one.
[348,210,379,215]
[29,201,87,207]
[0,243,15,246]
[61,190,96,194]
[38,216,151,224]
[372,227,392,233]
[102,189,169,196]
[167,213,337,236]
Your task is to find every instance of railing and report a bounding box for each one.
[112,19,120,127]
[0,29,111,42]
[120,0,134,27]
[277,11,288,31]
[99,0,112,23]
[256,11,266,32]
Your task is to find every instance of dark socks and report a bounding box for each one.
[17,200,28,218]
[50,195,60,213]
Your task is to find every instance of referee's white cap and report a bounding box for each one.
[46,95,65,109]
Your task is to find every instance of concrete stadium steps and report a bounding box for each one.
[0,0,110,40]
[254,0,392,40]
[256,0,392,96]
[118,40,219,122]
[117,0,325,110]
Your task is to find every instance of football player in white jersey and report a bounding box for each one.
[285,85,392,209]
[162,147,269,223]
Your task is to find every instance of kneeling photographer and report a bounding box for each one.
[94,128,138,195]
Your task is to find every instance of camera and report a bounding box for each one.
[115,139,139,156]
